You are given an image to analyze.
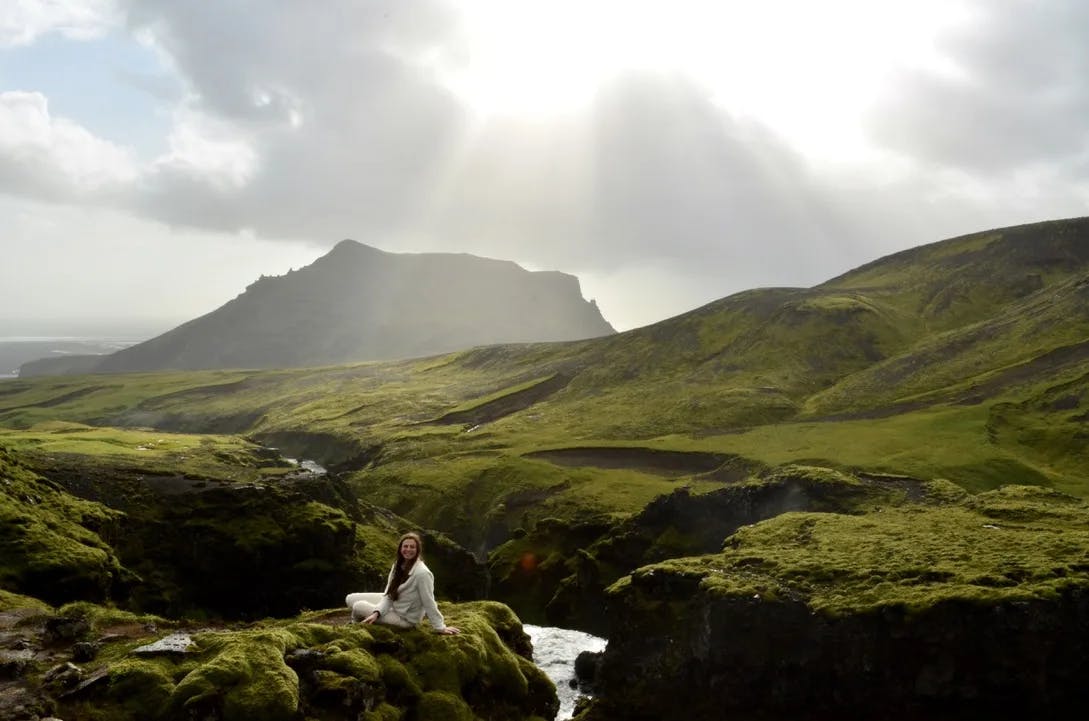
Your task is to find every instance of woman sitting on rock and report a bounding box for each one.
[346,531,460,635]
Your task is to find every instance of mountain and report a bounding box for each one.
[4,216,1089,563]
[23,241,615,375]
[3,217,1089,720]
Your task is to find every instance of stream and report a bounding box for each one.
[525,624,607,720]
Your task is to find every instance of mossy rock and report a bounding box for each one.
[493,464,922,634]
[50,600,557,721]
[0,446,127,605]
[594,485,1089,719]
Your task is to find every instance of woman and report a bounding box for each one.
[345,532,460,635]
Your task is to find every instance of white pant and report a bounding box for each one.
[345,592,412,627]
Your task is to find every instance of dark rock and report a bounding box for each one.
[303,670,382,717]
[61,668,109,698]
[592,487,1089,721]
[43,662,82,689]
[574,650,602,688]
[43,617,90,644]
[71,641,99,662]
[0,650,33,679]
[0,685,55,721]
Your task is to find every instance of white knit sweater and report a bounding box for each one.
[375,560,447,631]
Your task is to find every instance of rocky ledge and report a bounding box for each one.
[0,594,557,721]
[578,484,1089,720]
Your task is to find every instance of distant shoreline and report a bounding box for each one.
[0,337,144,379]
[0,336,144,343]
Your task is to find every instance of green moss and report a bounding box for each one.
[50,602,554,721]
[54,601,172,638]
[0,423,295,485]
[170,629,300,721]
[361,702,404,721]
[618,486,1089,616]
[416,690,474,721]
[0,588,52,612]
[0,446,126,604]
[321,648,382,681]
[105,658,177,720]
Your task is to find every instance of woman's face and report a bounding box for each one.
[400,538,419,561]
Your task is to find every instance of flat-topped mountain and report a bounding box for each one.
[28,241,615,374]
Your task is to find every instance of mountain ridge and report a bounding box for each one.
[21,240,615,375]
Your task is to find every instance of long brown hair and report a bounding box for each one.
[385,532,423,601]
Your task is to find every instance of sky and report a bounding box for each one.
[2,0,1088,336]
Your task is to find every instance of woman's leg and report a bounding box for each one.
[346,592,383,622]
[345,593,412,627]
[345,592,383,609]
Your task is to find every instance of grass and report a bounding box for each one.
[0,421,298,484]
[663,404,1081,493]
[621,485,1089,615]
[0,219,1086,557]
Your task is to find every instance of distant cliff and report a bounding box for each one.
[24,241,615,374]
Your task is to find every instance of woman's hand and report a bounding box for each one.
[437,626,460,635]
[363,611,379,625]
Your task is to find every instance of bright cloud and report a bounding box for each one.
[0,0,117,47]
[1,0,1088,332]
[153,107,258,189]
[0,90,138,198]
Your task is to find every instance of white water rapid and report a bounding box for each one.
[524,624,607,720]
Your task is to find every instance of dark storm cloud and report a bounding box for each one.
[867,0,1089,173]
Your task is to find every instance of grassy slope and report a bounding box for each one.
[0,218,1087,548]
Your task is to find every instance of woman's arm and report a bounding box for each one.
[418,569,459,634]
[375,565,396,618]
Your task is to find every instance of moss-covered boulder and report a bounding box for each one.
[2,596,556,721]
[583,485,1089,720]
[0,447,127,605]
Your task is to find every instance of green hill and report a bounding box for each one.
[2,216,1088,626]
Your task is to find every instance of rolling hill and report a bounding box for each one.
[3,216,1089,720]
[3,217,1087,528]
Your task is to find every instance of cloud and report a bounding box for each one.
[3,0,1089,333]
[867,0,1089,174]
[421,73,848,280]
[0,91,138,200]
[0,0,116,47]
[116,0,467,240]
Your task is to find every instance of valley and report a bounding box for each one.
[2,217,1089,720]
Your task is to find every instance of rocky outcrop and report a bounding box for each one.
[0,448,127,606]
[5,443,486,621]
[0,595,558,721]
[579,486,1089,720]
[28,240,614,375]
[491,465,925,635]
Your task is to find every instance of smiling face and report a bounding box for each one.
[399,537,419,562]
